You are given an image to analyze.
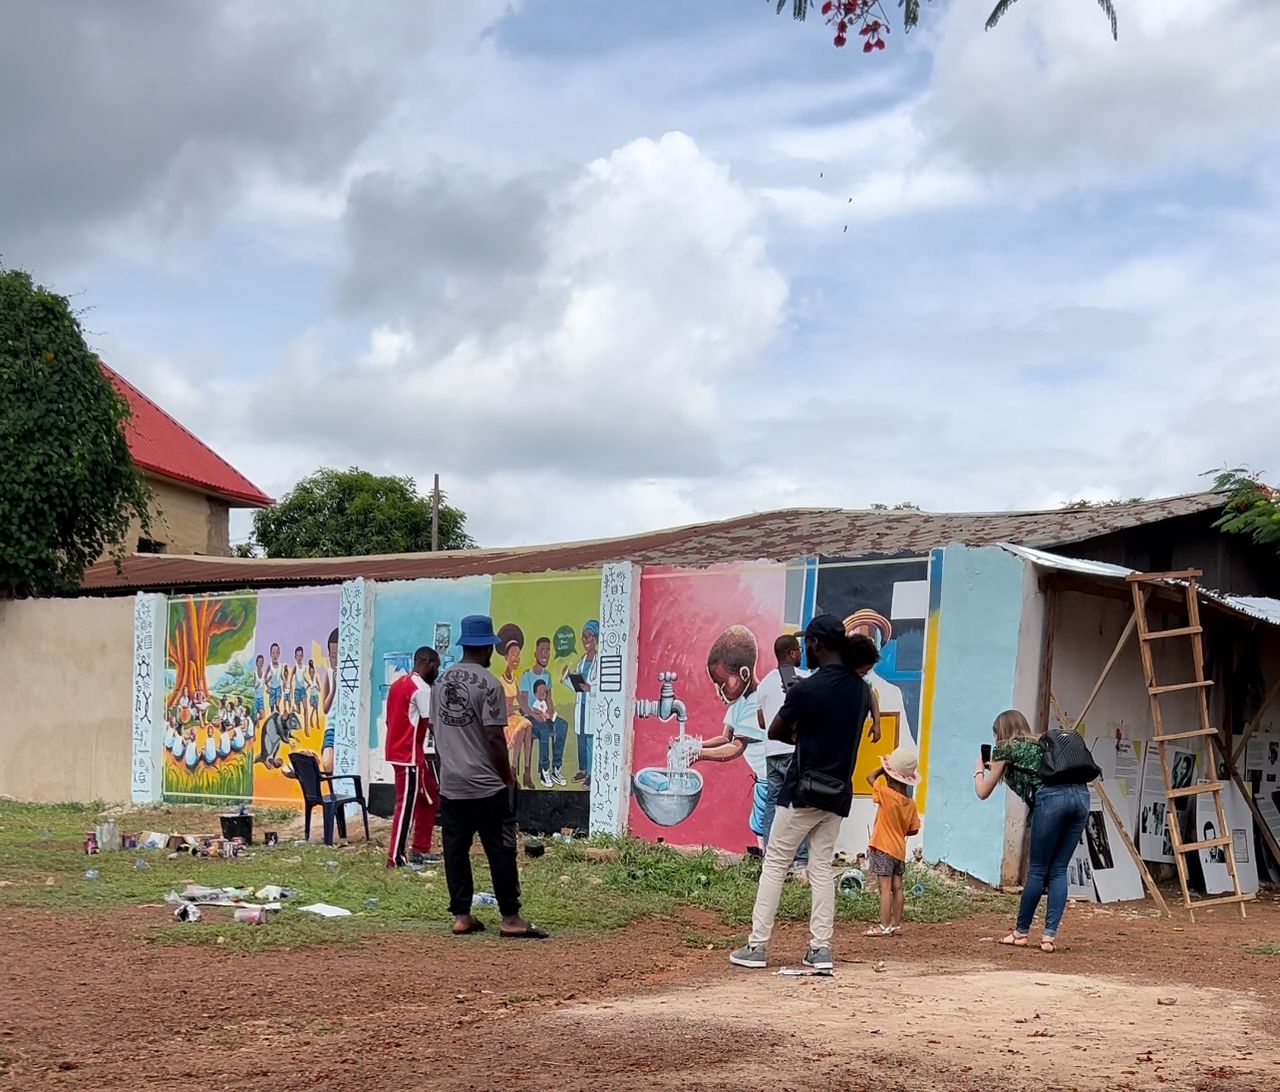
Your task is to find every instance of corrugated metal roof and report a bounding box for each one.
[102,362,273,508]
[1002,543,1280,632]
[80,491,1227,594]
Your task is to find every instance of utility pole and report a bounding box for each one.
[431,473,440,552]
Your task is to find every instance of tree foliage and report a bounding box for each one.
[0,267,152,597]
[1207,468,1280,551]
[777,0,1118,50]
[168,595,256,707]
[251,467,475,558]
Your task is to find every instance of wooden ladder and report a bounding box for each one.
[1128,570,1251,921]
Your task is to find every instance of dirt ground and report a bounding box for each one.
[2,897,1279,1091]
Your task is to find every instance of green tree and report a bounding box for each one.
[776,0,1117,49]
[252,467,475,557]
[0,267,152,597]
[1207,468,1280,551]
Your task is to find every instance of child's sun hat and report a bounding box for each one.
[882,745,922,786]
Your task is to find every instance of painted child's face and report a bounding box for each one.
[708,661,748,704]
[536,640,550,668]
[534,683,548,702]
[295,648,304,664]
[270,644,280,662]
[256,656,264,669]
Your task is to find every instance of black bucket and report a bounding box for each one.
[220,814,253,845]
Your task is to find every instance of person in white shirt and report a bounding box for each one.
[758,634,811,871]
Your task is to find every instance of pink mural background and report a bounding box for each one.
[628,563,787,852]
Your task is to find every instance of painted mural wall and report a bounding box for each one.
[627,556,936,855]
[160,587,341,807]
[365,570,606,799]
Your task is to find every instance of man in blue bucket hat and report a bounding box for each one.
[432,614,548,939]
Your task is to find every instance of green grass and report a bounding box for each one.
[1249,942,1280,956]
[0,800,1009,952]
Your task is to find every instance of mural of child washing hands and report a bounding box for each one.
[692,626,767,847]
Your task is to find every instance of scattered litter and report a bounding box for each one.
[1157,997,1178,1007]
[911,883,926,898]
[365,898,380,908]
[979,937,995,943]
[233,907,268,925]
[299,903,352,918]
[872,960,887,974]
[264,832,279,846]
[83,831,99,855]
[136,832,168,850]
[44,877,56,887]
[134,859,149,870]
[524,841,545,858]
[255,885,292,901]
[473,892,499,907]
[838,868,865,894]
[96,821,122,852]
[175,904,202,923]
[84,869,99,880]
[775,968,833,977]
[324,860,339,869]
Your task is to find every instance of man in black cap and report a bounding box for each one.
[433,614,548,939]
[731,613,878,972]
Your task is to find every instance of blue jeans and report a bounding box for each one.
[764,755,809,863]
[534,717,568,773]
[1016,784,1090,937]
[578,733,594,779]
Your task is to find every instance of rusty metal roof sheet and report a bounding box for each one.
[79,491,1227,595]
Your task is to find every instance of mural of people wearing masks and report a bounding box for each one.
[564,620,599,789]
[693,626,766,847]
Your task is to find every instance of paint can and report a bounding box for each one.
[264,832,279,847]
[83,831,99,855]
[234,907,267,925]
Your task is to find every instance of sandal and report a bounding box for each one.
[452,920,486,936]
[1040,937,1056,953]
[999,932,1029,947]
[500,923,550,940]
[864,925,892,937]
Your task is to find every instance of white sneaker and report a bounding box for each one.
[539,769,552,788]
[551,768,566,786]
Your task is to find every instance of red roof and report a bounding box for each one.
[101,362,272,508]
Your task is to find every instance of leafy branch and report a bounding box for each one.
[1206,467,1280,550]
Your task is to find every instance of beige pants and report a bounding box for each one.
[748,804,843,949]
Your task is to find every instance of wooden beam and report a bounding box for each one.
[1036,586,1058,737]
[1073,612,1139,734]
[1230,676,1280,766]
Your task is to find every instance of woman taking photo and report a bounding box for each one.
[973,710,1089,952]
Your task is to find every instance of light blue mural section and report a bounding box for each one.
[922,544,1028,885]
[367,577,492,750]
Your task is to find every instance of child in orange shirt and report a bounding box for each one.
[864,744,921,937]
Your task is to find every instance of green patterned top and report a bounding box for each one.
[993,738,1043,808]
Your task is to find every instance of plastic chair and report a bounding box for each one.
[290,752,371,846]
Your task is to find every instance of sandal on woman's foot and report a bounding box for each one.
[865,925,892,937]
[1040,937,1056,953]
[999,932,1029,947]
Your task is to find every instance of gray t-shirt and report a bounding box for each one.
[430,662,508,800]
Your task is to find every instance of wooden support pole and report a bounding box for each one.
[1035,585,1058,737]
[1072,612,1138,735]
[1230,676,1280,766]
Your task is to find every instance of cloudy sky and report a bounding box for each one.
[4,0,1278,549]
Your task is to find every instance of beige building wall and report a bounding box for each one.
[117,474,233,557]
[0,596,135,803]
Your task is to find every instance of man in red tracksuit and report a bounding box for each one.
[386,646,441,868]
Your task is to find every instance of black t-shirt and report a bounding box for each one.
[776,664,870,818]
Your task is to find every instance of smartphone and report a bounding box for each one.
[980,744,992,768]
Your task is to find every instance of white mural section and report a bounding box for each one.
[130,593,164,804]
[590,562,635,836]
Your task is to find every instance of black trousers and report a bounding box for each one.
[440,787,521,917]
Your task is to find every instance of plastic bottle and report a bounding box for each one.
[134,858,149,870]
[84,869,100,880]
[472,892,498,907]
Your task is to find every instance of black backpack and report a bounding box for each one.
[1039,728,1102,786]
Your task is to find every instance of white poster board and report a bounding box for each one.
[1197,779,1259,895]
[1138,744,1199,864]
[1088,743,1144,903]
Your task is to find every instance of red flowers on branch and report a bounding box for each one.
[820,0,890,51]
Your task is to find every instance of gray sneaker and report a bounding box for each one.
[803,946,834,971]
[729,942,767,969]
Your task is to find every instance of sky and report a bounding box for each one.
[3,0,1279,550]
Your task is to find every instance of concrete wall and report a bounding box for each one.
[0,596,135,803]
[922,545,1029,885]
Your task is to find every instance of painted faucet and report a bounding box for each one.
[635,671,687,731]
